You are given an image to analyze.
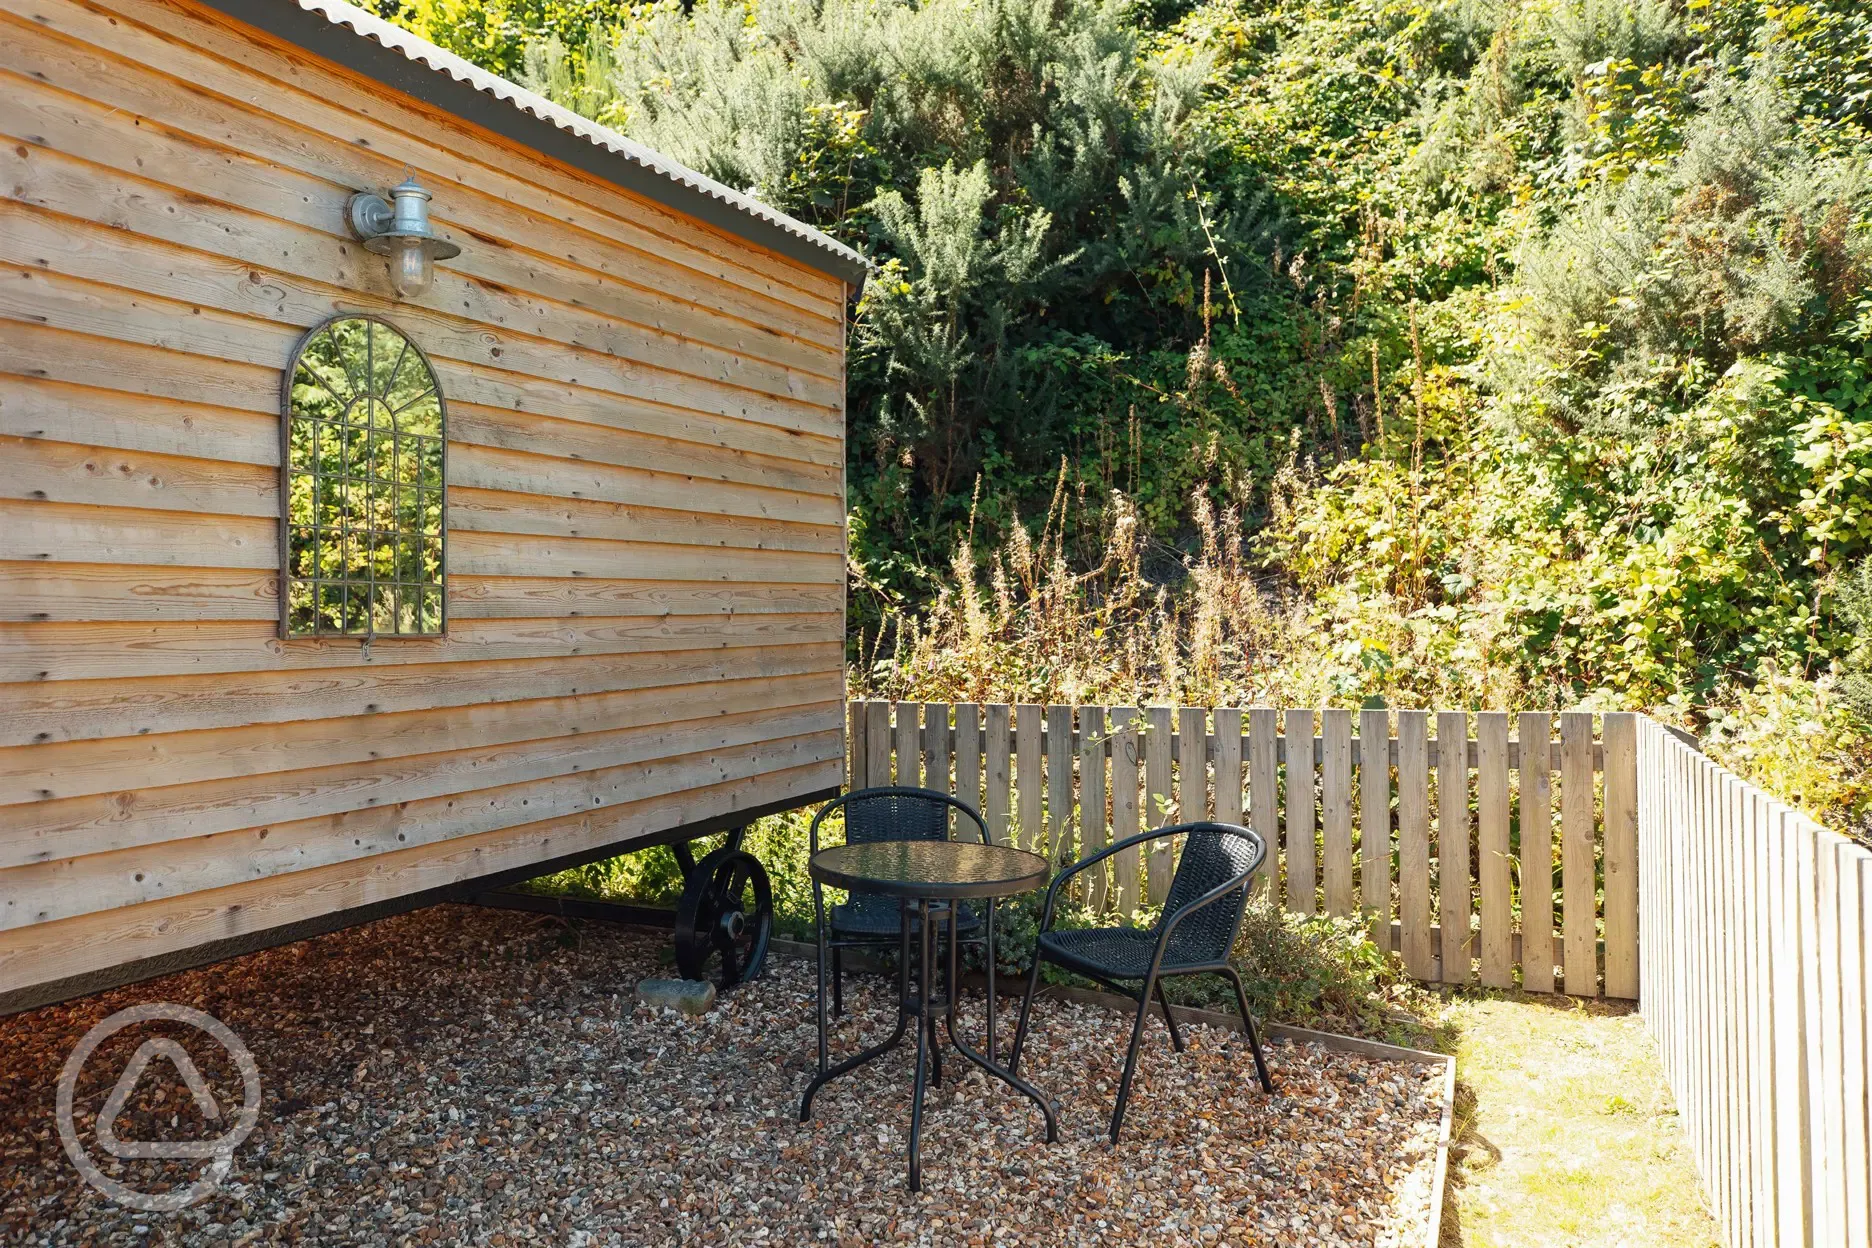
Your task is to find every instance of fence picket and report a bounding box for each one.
[849,701,868,789]
[1287,708,1318,915]
[1561,711,1597,996]
[1145,707,1175,903]
[895,701,922,789]
[955,704,982,841]
[1079,706,1108,908]
[1519,712,1555,994]
[1806,818,1844,1243]
[924,702,951,805]
[1321,708,1353,917]
[1048,705,1076,867]
[1213,707,1244,826]
[1748,787,1780,1244]
[1603,712,1639,999]
[1766,803,1808,1245]
[1397,710,1433,980]
[1438,710,1473,985]
[1477,711,1512,989]
[1249,708,1280,901]
[849,701,869,790]
[865,699,891,791]
[985,704,1012,846]
[1841,842,1872,1247]
[1718,774,1742,1240]
[1849,853,1872,1248]
[1360,708,1392,947]
[1181,706,1210,827]
[1017,704,1043,852]
[1111,707,1141,913]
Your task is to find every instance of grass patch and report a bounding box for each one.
[1441,993,1720,1248]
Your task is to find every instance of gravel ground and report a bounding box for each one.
[1,905,1443,1246]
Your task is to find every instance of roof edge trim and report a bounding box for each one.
[191,0,871,287]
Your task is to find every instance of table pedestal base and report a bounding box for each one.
[799,897,1057,1191]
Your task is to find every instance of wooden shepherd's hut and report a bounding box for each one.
[0,0,865,1013]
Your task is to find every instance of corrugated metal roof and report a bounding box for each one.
[201,0,870,286]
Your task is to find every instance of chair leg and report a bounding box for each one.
[1008,947,1046,1076]
[1155,979,1185,1053]
[1110,978,1156,1145]
[831,945,844,1019]
[1224,966,1275,1094]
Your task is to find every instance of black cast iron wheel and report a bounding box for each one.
[673,847,773,988]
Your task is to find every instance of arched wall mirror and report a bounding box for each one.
[282,315,446,638]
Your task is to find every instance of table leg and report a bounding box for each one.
[945,894,1056,1145]
[798,897,914,1122]
[908,897,932,1191]
[985,897,998,1065]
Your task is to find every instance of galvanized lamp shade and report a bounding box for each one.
[347,177,461,298]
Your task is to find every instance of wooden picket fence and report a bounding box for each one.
[1637,717,1872,1248]
[847,700,1640,997]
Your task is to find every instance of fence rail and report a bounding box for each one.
[1637,717,1872,1248]
[847,699,1639,998]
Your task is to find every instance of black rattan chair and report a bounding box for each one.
[808,787,989,1017]
[1008,820,1276,1142]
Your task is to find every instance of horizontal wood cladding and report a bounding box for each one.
[0,0,850,1002]
[0,614,846,684]
[0,1,846,326]
[5,724,842,928]
[2,669,844,808]
[3,691,843,867]
[5,641,843,749]
[0,759,843,993]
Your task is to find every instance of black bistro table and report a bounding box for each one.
[798,839,1058,1190]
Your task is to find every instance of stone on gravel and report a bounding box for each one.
[635,978,717,1016]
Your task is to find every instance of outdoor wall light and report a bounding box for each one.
[348,177,461,299]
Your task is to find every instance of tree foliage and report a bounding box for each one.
[386,0,1872,833]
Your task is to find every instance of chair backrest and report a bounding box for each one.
[808,786,990,856]
[1156,822,1267,963]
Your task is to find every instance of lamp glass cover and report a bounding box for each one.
[389,237,433,299]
